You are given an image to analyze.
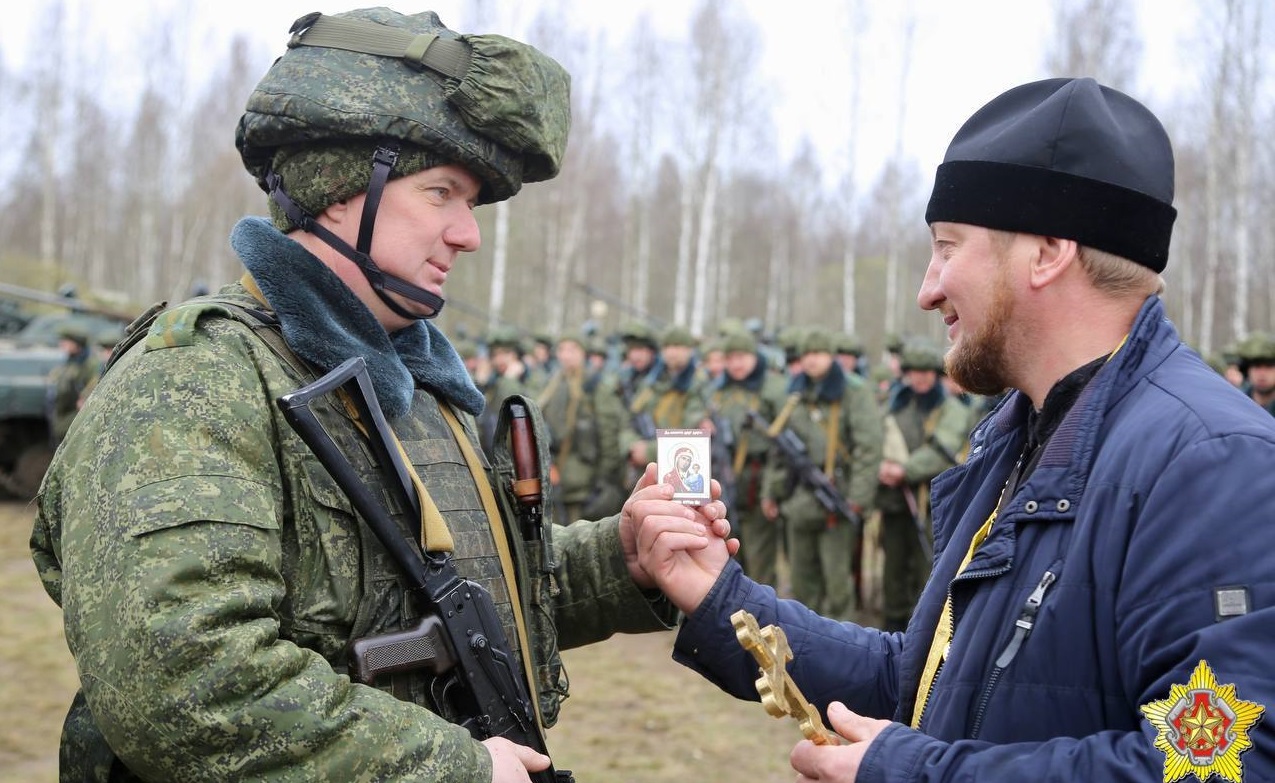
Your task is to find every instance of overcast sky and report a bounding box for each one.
[0,0,1221,192]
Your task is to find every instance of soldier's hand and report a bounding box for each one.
[483,736,551,782]
[628,440,648,466]
[762,498,780,520]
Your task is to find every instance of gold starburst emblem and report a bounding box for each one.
[1141,659,1265,783]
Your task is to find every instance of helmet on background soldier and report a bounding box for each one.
[1236,331,1275,372]
[899,336,946,373]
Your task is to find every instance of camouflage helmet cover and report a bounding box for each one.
[236,8,572,205]
[1236,331,1275,367]
[899,337,946,372]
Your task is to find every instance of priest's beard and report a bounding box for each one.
[945,280,1015,397]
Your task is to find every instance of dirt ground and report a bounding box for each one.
[2,500,868,783]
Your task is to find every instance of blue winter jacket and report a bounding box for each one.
[674,297,1275,782]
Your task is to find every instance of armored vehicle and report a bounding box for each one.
[0,283,133,498]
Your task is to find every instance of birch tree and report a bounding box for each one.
[1043,0,1142,91]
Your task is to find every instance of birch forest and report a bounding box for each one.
[1,0,1273,359]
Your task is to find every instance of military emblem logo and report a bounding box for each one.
[1141,659,1264,783]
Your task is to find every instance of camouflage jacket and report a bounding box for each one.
[876,384,974,514]
[619,359,710,464]
[30,219,675,783]
[761,363,883,512]
[45,350,100,441]
[536,368,626,507]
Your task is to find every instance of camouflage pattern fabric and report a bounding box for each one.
[875,387,973,630]
[237,8,571,205]
[708,364,789,587]
[30,284,674,781]
[537,368,626,521]
[45,349,100,443]
[762,365,882,620]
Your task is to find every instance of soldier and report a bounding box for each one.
[760,327,882,619]
[834,332,865,377]
[699,336,726,384]
[30,9,722,780]
[1236,331,1275,416]
[621,324,710,476]
[775,325,807,378]
[537,332,627,522]
[475,325,531,456]
[615,319,660,407]
[875,337,973,631]
[707,329,789,587]
[45,322,101,444]
[75,327,124,410]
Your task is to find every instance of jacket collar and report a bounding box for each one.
[230,217,484,419]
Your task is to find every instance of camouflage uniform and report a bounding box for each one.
[619,325,710,467]
[762,331,882,620]
[30,9,675,782]
[1236,331,1275,416]
[707,332,789,587]
[45,325,101,443]
[537,336,628,522]
[875,340,974,631]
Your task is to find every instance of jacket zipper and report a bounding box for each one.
[916,561,1012,734]
[969,563,1060,740]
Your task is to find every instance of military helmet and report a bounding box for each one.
[485,325,523,353]
[776,326,807,363]
[835,332,864,357]
[800,328,835,356]
[660,324,697,348]
[56,322,91,346]
[720,330,757,355]
[899,337,946,372]
[620,320,659,350]
[1236,331,1275,368]
[236,8,571,206]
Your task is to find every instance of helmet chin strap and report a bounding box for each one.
[266,144,446,321]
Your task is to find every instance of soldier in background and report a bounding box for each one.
[875,337,973,631]
[475,326,530,456]
[615,320,661,408]
[761,327,882,620]
[775,325,807,378]
[621,324,709,476]
[537,332,627,521]
[1236,331,1275,416]
[45,323,101,444]
[699,335,726,384]
[75,327,124,410]
[709,329,789,587]
[835,332,866,377]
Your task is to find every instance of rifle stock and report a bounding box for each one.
[745,409,862,531]
[277,357,572,783]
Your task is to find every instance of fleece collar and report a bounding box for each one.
[789,360,848,403]
[230,217,484,419]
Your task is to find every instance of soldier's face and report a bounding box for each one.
[800,351,834,379]
[1249,363,1275,395]
[556,341,585,371]
[725,351,757,381]
[904,368,938,395]
[328,164,482,330]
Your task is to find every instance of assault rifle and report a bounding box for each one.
[707,407,737,512]
[278,357,572,783]
[745,409,862,532]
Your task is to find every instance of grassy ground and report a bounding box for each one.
[2,501,880,783]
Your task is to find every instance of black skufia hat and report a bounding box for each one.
[925,78,1177,272]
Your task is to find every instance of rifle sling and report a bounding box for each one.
[440,404,547,735]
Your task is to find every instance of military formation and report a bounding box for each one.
[454,319,994,628]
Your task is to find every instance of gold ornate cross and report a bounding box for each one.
[731,609,841,745]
